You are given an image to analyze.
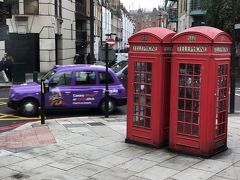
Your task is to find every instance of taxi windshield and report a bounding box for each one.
[41,69,56,80]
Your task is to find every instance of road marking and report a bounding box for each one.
[0,102,7,106]
[0,113,40,121]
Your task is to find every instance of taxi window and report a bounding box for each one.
[75,71,96,85]
[52,72,72,86]
[98,72,114,84]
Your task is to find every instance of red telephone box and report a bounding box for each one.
[169,26,232,157]
[126,27,176,147]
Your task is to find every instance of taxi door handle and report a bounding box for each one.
[64,92,71,94]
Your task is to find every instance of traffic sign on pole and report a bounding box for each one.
[106,38,115,47]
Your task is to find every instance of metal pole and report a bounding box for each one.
[230,0,236,113]
[105,42,109,118]
[90,0,95,64]
[40,79,45,124]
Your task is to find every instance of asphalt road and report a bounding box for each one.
[0,86,239,133]
[0,87,127,133]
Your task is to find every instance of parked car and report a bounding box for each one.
[115,53,128,63]
[111,60,128,89]
[8,65,127,116]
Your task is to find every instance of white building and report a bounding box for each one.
[1,0,75,72]
[101,6,112,42]
[122,11,134,51]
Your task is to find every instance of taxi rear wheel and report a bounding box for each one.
[99,98,116,114]
[20,99,39,117]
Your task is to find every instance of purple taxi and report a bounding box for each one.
[8,65,127,116]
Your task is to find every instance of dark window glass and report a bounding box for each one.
[75,71,96,85]
[6,0,19,14]
[52,72,72,86]
[98,72,114,84]
[24,0,38,14]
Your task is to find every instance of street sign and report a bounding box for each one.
[99,46,116,61]
[106,38,115,46]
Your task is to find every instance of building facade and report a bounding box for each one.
[2,0,75,72]
[0,0,134,73]
[129,8,165,33]
[165,0,206,32]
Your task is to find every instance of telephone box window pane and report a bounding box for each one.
[133,116,138,125]
[193,113,199,124]
[146,96,151,106]
[194,64,201,75]
[179,64,185,74]
[177,123,183,133]
[192,125,199,136]
[147,74,152,83]
[186,100,192,110]
[178,111,184,121]
[185,112,191,122]
[134,95,139,104]
[146,107,151,117]
[186,77,192,86]
[179,87,185,98]
[140,74,145,83]
[141,63,145,71]
[179,76,185,86]
[134,105,138,114]
[146,85,151,94]
[186,88,192,98]
[139,117,144,126]
[147,63,152,72]
[185,124,191,134]
[187,64,193,75]
[145,117,150,128]
[194,77,200,87]
[178,99,184,110]
[134,74,140,82]
[193,88,200,100]
[193,101,199,112]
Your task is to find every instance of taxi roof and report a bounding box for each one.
[53,64,107,72]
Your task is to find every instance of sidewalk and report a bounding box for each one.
[0,114,240,180]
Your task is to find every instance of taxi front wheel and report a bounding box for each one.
[20,99,39,117]
[99,98,116,114]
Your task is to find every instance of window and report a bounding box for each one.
[215,64,228,137]
[98,72,114,84]
[76,71,96,85]
[52,72,72,86]
[24,0,39,14]
[133,62,152,128]
[6,0,19,14]
[177,64,201,136]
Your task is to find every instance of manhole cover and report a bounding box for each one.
[87,122,105,126]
